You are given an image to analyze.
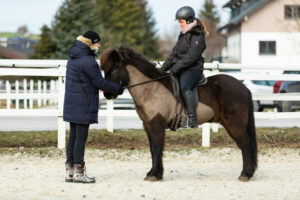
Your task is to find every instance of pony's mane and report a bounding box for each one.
[117,46,165,79]
[118,46,172,92]
[100,46,172,92]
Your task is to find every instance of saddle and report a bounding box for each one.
[169,73,207,131]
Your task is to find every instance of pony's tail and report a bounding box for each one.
[247,90,258,170]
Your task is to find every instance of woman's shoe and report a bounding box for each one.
[65,163,74,182]
[73,164,96,183]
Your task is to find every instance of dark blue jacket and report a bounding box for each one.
[63,41,120,124]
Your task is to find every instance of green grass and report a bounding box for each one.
[0,128,299,151]
[0,32,40,40]
[0,32,18,38]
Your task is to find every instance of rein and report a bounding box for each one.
[124,75,170,89]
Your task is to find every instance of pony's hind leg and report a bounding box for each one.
[143,113,166,181]
[222,121,257,182]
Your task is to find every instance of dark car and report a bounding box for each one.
[276,71,300,112]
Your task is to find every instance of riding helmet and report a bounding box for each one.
[175,6,195,22]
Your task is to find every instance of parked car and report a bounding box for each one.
[242,79,276,112]
[273,81,283,93]
[274,71,300,112]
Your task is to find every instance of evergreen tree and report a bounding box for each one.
[29,25,56,59]
[95,0,161,59]
[51,0,102,59]
[198,0,225,61]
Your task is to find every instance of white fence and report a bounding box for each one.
[0,79,58,109]
[0,59,300,148]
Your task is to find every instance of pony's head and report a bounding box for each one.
[100,48,130,99]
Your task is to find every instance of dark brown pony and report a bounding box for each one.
[100,46,257,182]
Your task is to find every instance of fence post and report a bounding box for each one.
[211,123,219,132]
[29,79,34,109]
[202,123,210,147]
[6,80,11,109]
[43,80,47,106]
[15,80,19,109]
[23,79,27,109]
[57,73,66,149]
[50,80,55,104]
[106,100,114,132]
[37,80,41,107]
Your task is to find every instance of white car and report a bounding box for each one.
[242,80,276,111]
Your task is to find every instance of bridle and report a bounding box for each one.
[124,75,170,89]
[105,61,170,89]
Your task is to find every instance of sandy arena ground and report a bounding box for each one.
[0,148,299,200]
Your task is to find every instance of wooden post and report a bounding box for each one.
[57,72,66,149]
[211,123,219,132]
[6,80,11,109]
[37,80,41,107]
[15,80,19,109]
[106,100,114,132]
[29,79,34,109]
[202,123,210,147]
[43,80,47,106]
[23,79,27,109]
[50,80,55,104]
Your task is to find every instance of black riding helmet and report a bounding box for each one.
[175,6,195,23]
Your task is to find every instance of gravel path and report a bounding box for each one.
[0,148,299,200]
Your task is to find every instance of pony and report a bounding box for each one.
[100,46,257,182]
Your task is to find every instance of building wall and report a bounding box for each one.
[241,32,300,65]
[223,26,241,63]
[242,0,300,32]
[223,0,300,65]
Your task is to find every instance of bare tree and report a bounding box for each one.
[199,0,226,62]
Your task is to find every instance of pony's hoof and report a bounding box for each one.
[238,176,250,182]
[144,176,160,182]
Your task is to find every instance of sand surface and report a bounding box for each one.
[0,148,299,200]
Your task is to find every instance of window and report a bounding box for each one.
[284,5,300,19]
[259,41,276,55]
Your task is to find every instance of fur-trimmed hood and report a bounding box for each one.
[76,35,99,52]
[68,39,96,59]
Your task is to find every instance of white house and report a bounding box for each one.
[221,0,300,66]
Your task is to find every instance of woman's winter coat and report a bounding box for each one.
[63,40,120,125]
[162,25,206,74]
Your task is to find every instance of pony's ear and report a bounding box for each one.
[110,50,121,62]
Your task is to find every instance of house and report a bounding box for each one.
[0,37,8,47]
[220,0,300,66]
[7,37,38,55]
[0,47,26,59]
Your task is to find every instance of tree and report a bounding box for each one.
[95,0,161,59]
[29,25,56,59]
[51,0,102,59]
[199,0,225,62]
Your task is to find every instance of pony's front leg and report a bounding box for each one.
[143,113,166,181]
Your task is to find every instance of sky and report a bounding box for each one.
[0,0,230,37]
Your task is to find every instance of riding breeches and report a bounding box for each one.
[179,69,203,93]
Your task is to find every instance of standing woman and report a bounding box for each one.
[162,6,208,128]
[63,31,123,183]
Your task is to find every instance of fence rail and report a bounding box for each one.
[0,59,300,148]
